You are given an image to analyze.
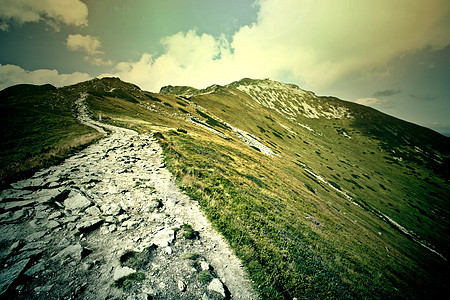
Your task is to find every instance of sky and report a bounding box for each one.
[1,0,449,135]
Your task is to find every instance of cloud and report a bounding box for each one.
[66,34,103,55]
[90,57,113,66]
[108,0,450,92]
[409,94,436,100]
[0,64,91,90]
[66,34,112,65]
[373,89,401,97]
[0,0,88,31]
[355,97,391,107]
[104,29,239,91]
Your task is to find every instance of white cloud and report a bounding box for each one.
[66,34,103,55]
[66,34,113,66]
[104,29,240,91]
[108,0,450,92]
[0,0,88,30]
[355,97,390,107]
[0,64,91,90]
[90,57,113,66]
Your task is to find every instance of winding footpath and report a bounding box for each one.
[0,94,257,299]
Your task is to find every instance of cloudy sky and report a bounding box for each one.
[1,0,449,135]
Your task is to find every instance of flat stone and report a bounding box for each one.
[52,244,82,261]
[0,189,32,200]
[0,258,30,295]
[207,278,226,299]
[151,228,175,247]
[11,178,44,189]
[113,266,136,281]
[85,206,101,216]
[47,220,60,229]
[77,218,103,232]
[48,211,63,219]
[64,191,91,211]
[28,188,64,203]
[0,200,35,211]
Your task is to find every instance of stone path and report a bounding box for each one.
[0,95,257,299]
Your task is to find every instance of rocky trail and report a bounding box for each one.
[0,95,257,299]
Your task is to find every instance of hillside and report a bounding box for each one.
[1,77,449,299]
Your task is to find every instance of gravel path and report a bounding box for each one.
[0,94,257,299]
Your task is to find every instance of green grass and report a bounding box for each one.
[112,272,145,291]
[198,270,213,283]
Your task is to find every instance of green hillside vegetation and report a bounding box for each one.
[0,84,103,188]
[1,77,449,299]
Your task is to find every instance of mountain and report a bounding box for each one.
[0,77,449,299]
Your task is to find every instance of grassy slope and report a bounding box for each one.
[0,84,103,188]
[82,79,449,299]
[3,78,448,298]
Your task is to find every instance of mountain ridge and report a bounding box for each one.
[1,77,449,299]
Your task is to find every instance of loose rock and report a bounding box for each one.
[113,266,136,281]
[208,278,226,299]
